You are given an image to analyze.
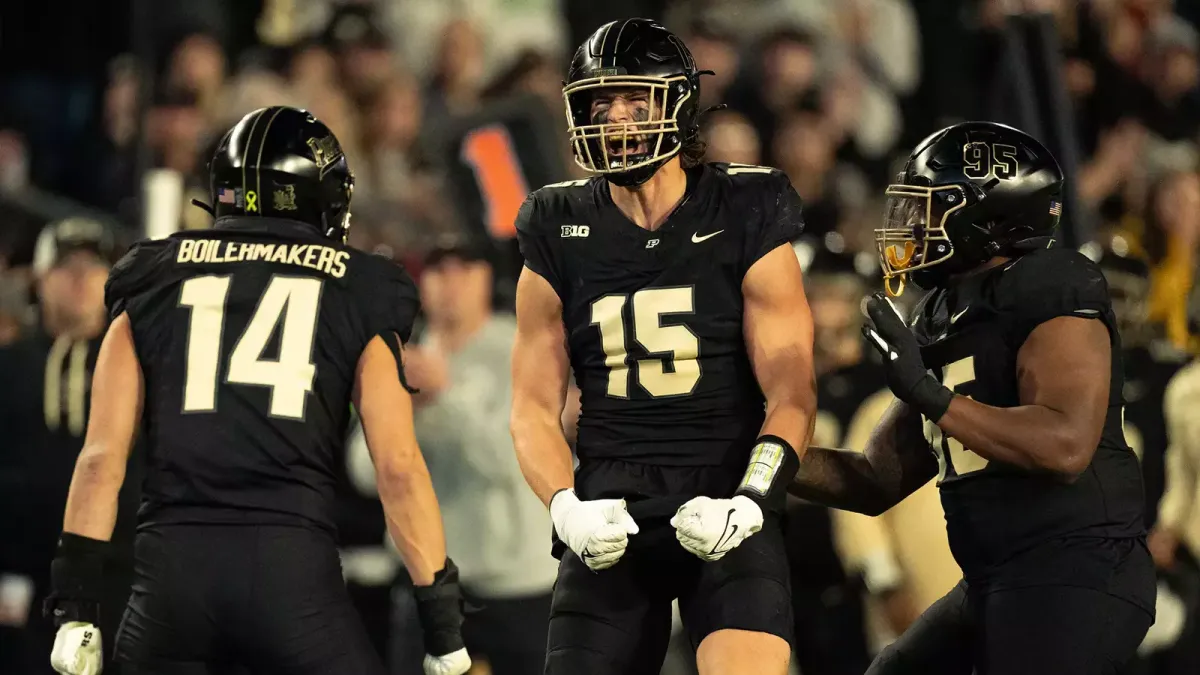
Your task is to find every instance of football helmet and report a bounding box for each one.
[878,121,1064,296]
[563,19,705,187]
[203,106,355,243]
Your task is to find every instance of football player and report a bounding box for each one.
[41,107,470,675]
[510,19,817,675]
[789,121,1155,674]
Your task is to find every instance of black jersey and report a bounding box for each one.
[105,217,418,534]
[910,247,1146,587]
[516,163,804,467]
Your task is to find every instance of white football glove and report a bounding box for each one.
[50,621,103,675]
[423,646,472,675]
[671,495,763,562]
[550,489,640,571]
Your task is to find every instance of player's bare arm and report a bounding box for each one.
[353,335,447,586]
[511,265,639,571]
[45,312,143,675]
[61,312,143,541]
[672,243,817,564]
[510,266,574,506]
[935,315,1111,480]
[790,399,936,515]
[743,243,818,453]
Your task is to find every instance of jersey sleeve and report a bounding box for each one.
[744,172,806,272]
[105,239,170,321]
[1004,248,1116,346]
[360,260,421,391]
[514,191,566,297]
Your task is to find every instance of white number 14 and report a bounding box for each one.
[179,275,322,419]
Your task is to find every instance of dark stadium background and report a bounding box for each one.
[1,1,1198,674]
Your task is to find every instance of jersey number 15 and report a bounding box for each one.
[179,275,322,420]
[591,287,700,398]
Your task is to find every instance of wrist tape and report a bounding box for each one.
[735,435,800,514]
[413,558,466,656]
[43,533,108,627]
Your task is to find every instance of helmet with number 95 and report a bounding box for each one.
[205,106,355,243]
[563,18,706,188]
[878,121,1064,296]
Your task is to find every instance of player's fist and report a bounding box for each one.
[423,647,472,675]
[550,489,640,571]
[671,495,763,562]
[50,621,103,675]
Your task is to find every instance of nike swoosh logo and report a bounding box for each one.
[709,508,739,555]
[950,307,969,324]
[692,230,723,243]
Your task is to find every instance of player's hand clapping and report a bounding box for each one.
[550,489,640,571]
[671,495,764,562]
[861,292,953,422]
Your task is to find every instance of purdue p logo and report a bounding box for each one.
[306,136,343,177]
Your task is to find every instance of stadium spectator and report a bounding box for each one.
[0,218,141,674]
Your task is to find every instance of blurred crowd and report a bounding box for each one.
[2,0,1200,674]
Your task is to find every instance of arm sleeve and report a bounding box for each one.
[1007,250,1115,346]
[744,174,806,273]
[515,193,565,297]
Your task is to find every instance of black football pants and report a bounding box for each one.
[867,578,1153,675]
[113,524,386,675]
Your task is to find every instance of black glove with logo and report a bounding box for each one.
[861,292,954,422]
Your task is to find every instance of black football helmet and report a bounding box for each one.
[878,121,1064,296]
[203,106,354,243]
[563,18,705,187]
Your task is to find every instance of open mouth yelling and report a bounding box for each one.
[603,129,648,158]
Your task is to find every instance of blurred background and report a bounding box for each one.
[2,0,1200,674]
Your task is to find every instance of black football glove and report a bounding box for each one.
[412,558,470,674]
[861,292,954,422]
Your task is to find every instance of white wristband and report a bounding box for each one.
[549,488,579,534]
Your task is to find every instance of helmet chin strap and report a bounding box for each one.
[191,199,215,216]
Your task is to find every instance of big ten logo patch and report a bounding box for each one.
[561,225,590,238]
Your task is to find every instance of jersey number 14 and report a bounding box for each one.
[179,275,322,420]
